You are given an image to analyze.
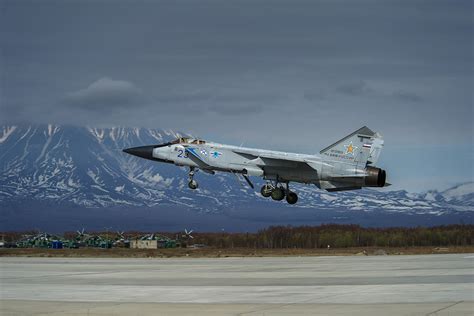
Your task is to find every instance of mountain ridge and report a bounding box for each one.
[1,124,472,230]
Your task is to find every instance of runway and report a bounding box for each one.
[1,254,473,315]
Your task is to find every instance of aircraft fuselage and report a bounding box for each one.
[123,126,389,204]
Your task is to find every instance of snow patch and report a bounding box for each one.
[47,124,60,136]
[67,176,81,188]
[87,127,105,143]
[109,128,116,141]
[35,129,54,163]
[442,183,474,201]
[115,185,125,193]
[149,130,163,141]
[92,185,109,193]
[87,169,103,185]
[424,192,438,201]
[0,126,17,143]
[141,169,173,186]
[320,194,338,202]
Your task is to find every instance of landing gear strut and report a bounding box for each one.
[188,167,198,190]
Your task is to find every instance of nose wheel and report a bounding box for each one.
[188,180,198,190]
[188,167,198,190]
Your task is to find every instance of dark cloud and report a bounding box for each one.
[392,90,423,102]
[156,91,213,103]
[336,81,373,96]
[62,77,144,110]
[1,0,472,191]
[303,91,325,102]
[208,103,263,116]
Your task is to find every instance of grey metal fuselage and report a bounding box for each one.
[156,141,321,183]
[123,126,388,192]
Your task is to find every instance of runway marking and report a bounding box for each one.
[0,269,141,280]
[463,255,474,259]
[425,300,464,315]
[236,289,363,315]
[236,303,287,316]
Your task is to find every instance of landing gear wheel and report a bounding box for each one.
[286,191,298,204]
[260,184,273,198]
[271,187,285,201]
[188,180,198,190]
[187,167,198,190]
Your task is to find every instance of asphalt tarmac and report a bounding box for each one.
[1,254,473,315]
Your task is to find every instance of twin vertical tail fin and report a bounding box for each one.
[319,126,384,166]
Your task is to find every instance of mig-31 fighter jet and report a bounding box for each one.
[123,126,389,204]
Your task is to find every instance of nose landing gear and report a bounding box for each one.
[188,179,198,190]
[260,180,298,204]
[188,167,198,190]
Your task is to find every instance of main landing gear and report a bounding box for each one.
[188,167,198,190]
[260,181,298,204]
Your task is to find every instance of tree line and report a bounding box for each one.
[2,224,473,248]
[191,224,474,248]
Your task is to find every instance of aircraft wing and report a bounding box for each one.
[233,148,308,165]
[232,149,321,177]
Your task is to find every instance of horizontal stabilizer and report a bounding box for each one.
[317,180,362,192]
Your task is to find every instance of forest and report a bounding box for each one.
[191,224,474,249]
[2,224,473,249]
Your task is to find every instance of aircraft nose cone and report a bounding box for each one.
[123,145,155,160]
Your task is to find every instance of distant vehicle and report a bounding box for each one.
[2,242,17,248]
[188,244,207,249]
[123,126,389,204]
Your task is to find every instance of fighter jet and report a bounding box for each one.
[123,126,389,204]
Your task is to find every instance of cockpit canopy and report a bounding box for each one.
[170,137,206,145]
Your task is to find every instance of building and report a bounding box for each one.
[130,240,158,249]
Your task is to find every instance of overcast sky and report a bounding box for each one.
[1,0,472,192]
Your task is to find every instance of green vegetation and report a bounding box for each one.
[2,224,473,249]
[192,224,474,249]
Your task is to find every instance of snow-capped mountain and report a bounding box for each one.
[0,124,472,230]
[440,183,474,206]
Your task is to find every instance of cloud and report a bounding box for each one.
[156,90,212,103]
[336,81,373,96]
[208,103,263,116]
[63,77,144,110]
[1,1,472,192]
[152,91,275,117]
[392,90,423,102]
[303,90,326,102]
